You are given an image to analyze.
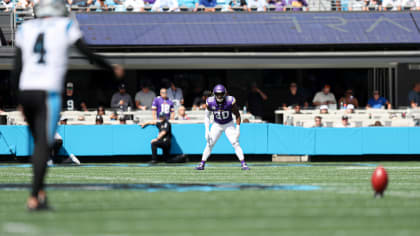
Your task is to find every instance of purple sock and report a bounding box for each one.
[200,161,206,166]
[241,160,246,166]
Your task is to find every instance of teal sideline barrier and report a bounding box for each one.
[1,124,420,156]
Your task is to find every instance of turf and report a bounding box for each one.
[0,162,420,236]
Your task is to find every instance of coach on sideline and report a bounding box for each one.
[140,112,172,164]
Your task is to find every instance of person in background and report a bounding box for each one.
[293,104,302,114]
[176,105,190,120]
[247,82,268,119]
[336,115,351,128]
[194,0,217,11]
[119,115,126,124]
[338,89,359,108]
[367,90,391,109]
[167,81,184,106]
[283,82,308,109]
[192,90,211,110]
[152,88,175,120]
[312,116,323,127]
[123,0,145,11]
[345,104,355,114]
[281,0,307,11]
[247,0,266,11]
[226,0,248,11]
[370,121,383,127]
[313,84,337,109]
[1,0,15,12]
[63,82,88,111]
[95,115,104,125]
[152,0,178,11]
[319,105,329,114]
[97,106,106,116]
[135,84,156,110]
[110,83,133,111]
[408,82,420,108]
[110,111,118,120]
[140,112,172,164]
[59,117,67,125]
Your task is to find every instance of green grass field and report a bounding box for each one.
[0,162,420,236]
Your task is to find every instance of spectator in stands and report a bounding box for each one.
[336,115,351,128]
[110,83,134,111]
[312,116,323,128]
[95,115,104,125]
[283,82,308,110]
[152,88,175,120]
[381,0,401,10]
[119,116,126,124]
[247,83,268,119]
[124,0,145,11]
[247,0,266,11]
[104,0,123,9]
[59,117,68,125]
[280,0,307,11]
[367,90,391,109]
[319,105,329,114]
[194,0,217,11]
[63,82,88,112]
[408,82,420,108]
[192,90,211,110]
[345,104,355,114]
[17,0,33,8]
[67,0,94,8]
[313,84,337,109]
[1,0,14,11]
[348,0,367,11]
[176,106,190,120]
[370,121,383,127]
[338,89,359,108]
[227,0,248,11]
[167,81,184,106]
[110,111,118,120]
[152,0,179,11]
[400,0,417,10]
[293,104,302,114]
[135,84,156,110]
[97,106,106,116]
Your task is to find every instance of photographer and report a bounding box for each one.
[140,112,172,164]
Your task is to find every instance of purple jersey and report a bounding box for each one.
[152,96,174,119]
[206,95,236,124]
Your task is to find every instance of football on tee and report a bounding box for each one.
[371,166,388,197]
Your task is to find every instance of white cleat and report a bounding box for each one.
[69,154,81,165]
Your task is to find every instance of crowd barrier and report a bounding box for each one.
[1,124,420,157]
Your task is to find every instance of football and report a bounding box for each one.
[371,166,389,197]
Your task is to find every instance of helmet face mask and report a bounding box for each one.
[213,84,227,103]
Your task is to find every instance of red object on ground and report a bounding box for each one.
[371,166,388,196]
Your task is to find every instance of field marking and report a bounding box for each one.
[337,166,420,170]
[2,222,38,234]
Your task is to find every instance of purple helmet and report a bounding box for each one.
[213,84,227,103]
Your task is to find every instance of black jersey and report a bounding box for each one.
[157,120,171,143]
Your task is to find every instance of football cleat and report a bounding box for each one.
[195,165,205,170]
[241,165,250,170]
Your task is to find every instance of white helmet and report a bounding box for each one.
[34,0,68,18]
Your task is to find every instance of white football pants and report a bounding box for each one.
[201,121,244,162]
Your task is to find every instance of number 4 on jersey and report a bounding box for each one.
[33,33,46,64]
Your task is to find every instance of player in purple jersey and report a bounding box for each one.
[195,84,249,170]
[152,88,175,120]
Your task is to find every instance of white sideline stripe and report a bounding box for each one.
[337,166,420,170]
[2,222,38,234]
